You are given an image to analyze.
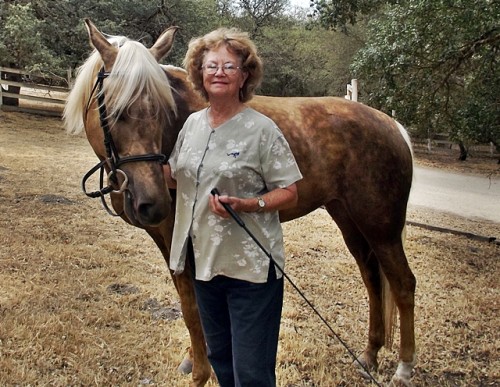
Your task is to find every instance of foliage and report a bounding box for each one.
[0,0,226,75]
[2,0,498,151]
[0,0,359,98]
[257,24,364,96]
[237,0,288,37]
[310,0,392,32]
[0,2,61,73]
[348,0,499,148]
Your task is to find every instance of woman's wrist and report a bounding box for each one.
[243,197,266,213]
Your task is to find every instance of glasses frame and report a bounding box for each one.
[201,63,243,75]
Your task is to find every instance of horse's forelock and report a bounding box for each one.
[64,49,104,134]
[104,41,176,127]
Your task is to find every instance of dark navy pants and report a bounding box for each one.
[190,247,284,387]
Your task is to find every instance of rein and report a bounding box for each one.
[82,68,167,216]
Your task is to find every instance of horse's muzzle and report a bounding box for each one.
[123,189,170,227]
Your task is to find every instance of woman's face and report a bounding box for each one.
[202,45,248,102]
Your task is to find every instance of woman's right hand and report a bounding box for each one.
[162,163,177,189]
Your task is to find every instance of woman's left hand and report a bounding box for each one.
[209,193,241,218]
[209,184,298,217]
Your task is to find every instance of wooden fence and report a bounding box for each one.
[1,67,498,158]
[0,66,70,117]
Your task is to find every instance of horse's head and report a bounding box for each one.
[65,19,179,227]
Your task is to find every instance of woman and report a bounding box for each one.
[164,28,302,387]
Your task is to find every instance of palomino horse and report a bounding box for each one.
[64,19,416,386]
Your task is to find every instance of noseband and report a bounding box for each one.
[82,68,167,216]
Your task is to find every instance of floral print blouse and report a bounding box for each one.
[168,107,302,283]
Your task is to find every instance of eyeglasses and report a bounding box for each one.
[201,63,242,75]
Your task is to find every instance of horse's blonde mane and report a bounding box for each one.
[64,35,176,134]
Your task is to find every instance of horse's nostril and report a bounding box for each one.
[137,202,166,225]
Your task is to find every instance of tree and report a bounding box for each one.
[350,0,499,159]
[209,0,363,96]
[0,2,61,105]
[310,0,392,32]
[238,0,288,37]
[0,3,63,71]
[0,0,362,105]
[311,0,499,160]
[27,0,222,69]
[257,24,364,96]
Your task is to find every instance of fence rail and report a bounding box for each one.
[1,66,498,158]
[0,66,70,116]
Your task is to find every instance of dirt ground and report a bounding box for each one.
[0,111,498,386]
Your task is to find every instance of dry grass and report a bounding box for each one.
[0,111,498,386]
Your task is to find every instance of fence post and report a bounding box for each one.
[0,67,3,109]
[345,79,358,101]
[67,67,73,88]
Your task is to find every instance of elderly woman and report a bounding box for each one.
[164,28,302,387]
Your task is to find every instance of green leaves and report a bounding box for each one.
[0,3,60,71]
[349,0,499,145]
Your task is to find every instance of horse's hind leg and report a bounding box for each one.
[372,239,416,386]
[325,202,386,372]
[329,195,416,385]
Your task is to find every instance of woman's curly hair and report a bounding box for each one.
[182,28,263,103]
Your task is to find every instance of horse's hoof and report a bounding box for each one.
[177,357,193,375]
[388,376,412,387]
[388,359,415,386]
[353,354,378,380]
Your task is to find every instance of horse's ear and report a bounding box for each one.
[149,26,179,62]
[84,18,118,70]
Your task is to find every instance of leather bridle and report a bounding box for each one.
[82,68,167,216]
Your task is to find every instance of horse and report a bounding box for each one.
[64,19,416,387]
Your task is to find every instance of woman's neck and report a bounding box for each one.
[208,100,245,128]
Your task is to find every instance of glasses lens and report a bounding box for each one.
[204,64,218,74]
[223,64,237,74]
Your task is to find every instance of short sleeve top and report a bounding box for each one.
[168,107,303,283]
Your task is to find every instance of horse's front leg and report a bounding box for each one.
[146,227,211,387]
[170,268,211,387]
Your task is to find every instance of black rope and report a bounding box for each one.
[211,188,382,386]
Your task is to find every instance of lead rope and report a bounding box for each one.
[211,188,382,386]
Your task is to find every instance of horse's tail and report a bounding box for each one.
[381,268,397,349]
[381,223,407,348]
[395,120,413,158]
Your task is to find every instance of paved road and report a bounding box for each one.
[409,166,500,223]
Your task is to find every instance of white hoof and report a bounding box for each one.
[389,359,415,386]
[177,357,193,375]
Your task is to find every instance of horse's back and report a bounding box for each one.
[249,96,413,223]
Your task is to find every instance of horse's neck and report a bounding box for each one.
[162,68,207,155]
[165,68,206,115]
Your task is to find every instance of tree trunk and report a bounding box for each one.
[491,139,500,164]
[458,141,468,161]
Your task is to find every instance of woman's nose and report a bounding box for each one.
[214,66,226,76]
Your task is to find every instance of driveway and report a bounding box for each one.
[409,166,500,223]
